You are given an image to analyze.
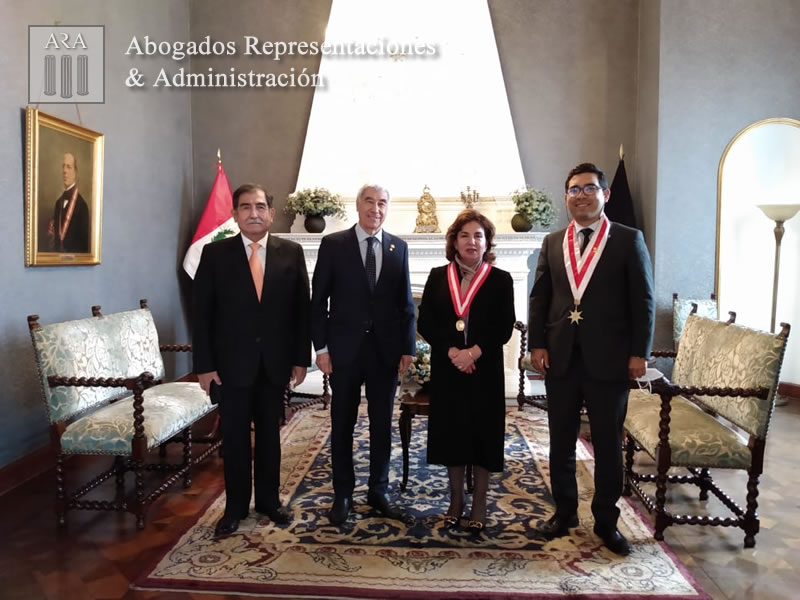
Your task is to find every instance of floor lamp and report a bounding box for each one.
[756,203,800,333]
[757,204,800,407]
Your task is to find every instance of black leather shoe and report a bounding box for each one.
[214,516,240,539]
[329,496,352,526]
[255,504,292,525]
[536,513,579,540]
[367,492,403,520]
[593,525,631,556]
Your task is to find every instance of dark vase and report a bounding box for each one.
[304,214,326,233]
[511,213,533,232]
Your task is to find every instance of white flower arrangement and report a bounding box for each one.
[284,187,347,218]
[405,339,432,385]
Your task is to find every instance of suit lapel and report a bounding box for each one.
[347,226,371,293]
[221,234,256,299]
[375,231,396,292]
[264,234,281,294]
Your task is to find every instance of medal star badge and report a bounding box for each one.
[569,307,583,324]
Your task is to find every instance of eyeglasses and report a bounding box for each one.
[567,184,603,197]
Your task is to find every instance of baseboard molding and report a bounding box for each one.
[0,444,54,497]
[778,381,800,401]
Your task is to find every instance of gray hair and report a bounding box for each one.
[356,183,391,203]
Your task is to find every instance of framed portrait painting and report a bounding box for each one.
[24,107,104,266]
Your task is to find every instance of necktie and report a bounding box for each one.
[249,242,263,301]
[579,228,593,256]
[365,236,377,292]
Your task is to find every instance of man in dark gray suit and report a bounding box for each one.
[311,183,416,526]
[528,163,655,555]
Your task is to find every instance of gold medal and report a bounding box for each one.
[569,299,583,325]
[455,319,465,331]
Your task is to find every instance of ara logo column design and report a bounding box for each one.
[29,26,104,104]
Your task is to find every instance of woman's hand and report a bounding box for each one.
[449,346,478,374]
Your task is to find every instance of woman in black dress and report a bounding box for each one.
[417,210,515,532]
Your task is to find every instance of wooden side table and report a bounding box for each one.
[398,388,472,492]
[398,390,429,490]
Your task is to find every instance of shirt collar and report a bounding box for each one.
[355,223,383,244]
[573,216,603,234]
[241,232,269,249]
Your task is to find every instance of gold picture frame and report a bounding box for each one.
[24,107,104,266]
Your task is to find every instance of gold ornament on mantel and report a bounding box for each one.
[460,186,480,209]
[414,185,441,233]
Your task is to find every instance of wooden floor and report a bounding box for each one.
[1,400,798,600]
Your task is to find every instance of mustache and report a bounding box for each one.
[245,218,262,224]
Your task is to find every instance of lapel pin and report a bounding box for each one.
[389,243,395,252]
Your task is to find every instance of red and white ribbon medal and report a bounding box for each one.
[447,261,492,331]
[562,215,610,324]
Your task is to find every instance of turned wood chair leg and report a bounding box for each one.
[183,427,193,488]
[55,453,67,528]
[698,467,711,501]
[134,458,146,529]
[622,436,635,497]
[743,470,761,548]
[399,406,412,491]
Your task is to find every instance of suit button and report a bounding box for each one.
[255,337,261,343]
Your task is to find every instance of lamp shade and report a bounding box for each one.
[757,203,800,222]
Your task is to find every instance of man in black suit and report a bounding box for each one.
[47,152,89,253]
[193,183,311,539]
[311,183,415,526]
[528,163,654,555]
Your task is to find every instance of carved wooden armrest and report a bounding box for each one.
[650,349,677,358]
[47,371,162,393]
[652,379,769,400]
[160,344,192,353]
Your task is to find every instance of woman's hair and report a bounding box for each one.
[444,209,496,264]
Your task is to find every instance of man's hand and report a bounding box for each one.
[628,356,647,380]
[291,366,307,387]
[47,219,55,245]
[531,348,549,375]
[398,354,413,374]
[316,352,333,375]
[198,370,221,395]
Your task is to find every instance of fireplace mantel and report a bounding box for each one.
[283,231,545,396]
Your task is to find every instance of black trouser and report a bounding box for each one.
[544,346,629,531]
[218,365,285,519]
[329,332,398,497]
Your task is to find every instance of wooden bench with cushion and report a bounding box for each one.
[28,299,221,530]
[623,312,790,547]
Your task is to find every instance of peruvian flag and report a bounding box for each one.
[182,161,238,279]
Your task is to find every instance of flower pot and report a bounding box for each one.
[511,213,532,232]
[304,214,326,233]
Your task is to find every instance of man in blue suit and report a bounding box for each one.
[311,183,416,526]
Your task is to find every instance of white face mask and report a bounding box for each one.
[634,368,664,394]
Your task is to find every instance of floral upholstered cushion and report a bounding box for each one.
[60,382,214,455]
[673,297,718,344]
[32,309,166,423]
[625,389,751,469]
[672,314,785,438]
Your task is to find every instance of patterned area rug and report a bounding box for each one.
[135,405,707,599]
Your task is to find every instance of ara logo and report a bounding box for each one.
[29,26,104,104]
